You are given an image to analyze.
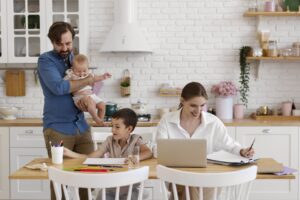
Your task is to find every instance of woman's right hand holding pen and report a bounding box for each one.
[240,138,255,158]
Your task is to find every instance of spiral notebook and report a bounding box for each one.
[207,150,255,166]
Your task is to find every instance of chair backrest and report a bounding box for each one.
[48,166,149,200]
[157,165,257,200]
[92,132,111,150]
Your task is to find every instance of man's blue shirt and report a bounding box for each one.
[37,50,89,135]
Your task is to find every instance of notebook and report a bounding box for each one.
[157,139,207,167]
[207,150,255,166]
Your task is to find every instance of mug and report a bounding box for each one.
[281,101,292,116]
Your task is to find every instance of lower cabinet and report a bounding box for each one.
[10,127,50,200]
[0,127,9,200]
[236,126,299,200]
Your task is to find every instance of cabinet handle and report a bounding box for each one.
[262,129,271,133]
[24,130,34,134]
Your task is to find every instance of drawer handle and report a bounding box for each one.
[262,129,271,133]
[25,130,34,134]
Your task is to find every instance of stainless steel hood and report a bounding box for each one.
[100,0,152,53]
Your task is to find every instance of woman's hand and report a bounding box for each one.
[240,147,255,158]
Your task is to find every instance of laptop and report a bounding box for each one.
[157,139,207,168]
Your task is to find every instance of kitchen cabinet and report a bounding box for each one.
[2,0,88,63]
[0,127,9,200]
[10,127,50,199]
[236,126,299,200]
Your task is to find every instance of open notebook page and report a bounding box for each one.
[83,158,126,165]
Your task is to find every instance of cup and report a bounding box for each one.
[128,146,140,169]
[281,101,292,116]
[51,146,64,164]
[233,104,244,119]
[292,109,300,116]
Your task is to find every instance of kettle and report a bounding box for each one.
[131,100,147,115]
[105,102,118,117]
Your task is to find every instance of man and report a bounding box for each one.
[38,21,103,200]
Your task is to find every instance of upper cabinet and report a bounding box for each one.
[1,0,88,64]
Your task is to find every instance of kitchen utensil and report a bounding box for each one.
[0,106,21,120]
[105,102,118,117]
[5,70,25,96]
[131,100,147,115]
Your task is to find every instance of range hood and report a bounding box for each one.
[100,0,152,53]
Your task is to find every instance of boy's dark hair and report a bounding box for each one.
[47,21,75,44]
[112,108,138,132]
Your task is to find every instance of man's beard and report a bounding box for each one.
[58,50,71,58]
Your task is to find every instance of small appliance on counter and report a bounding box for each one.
[104,102,118,121]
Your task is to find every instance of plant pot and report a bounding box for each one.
[234,104,244,119]
[120,86,130,97]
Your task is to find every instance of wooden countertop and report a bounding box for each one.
[9,158,295,180]
[2,118,300,127]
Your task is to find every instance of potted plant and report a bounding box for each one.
[120,77,130,97]
[211,81,238,119]
[239,46,252,108]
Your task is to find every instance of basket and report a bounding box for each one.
[120,69,131,97]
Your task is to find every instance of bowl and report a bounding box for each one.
[0,106,20,120]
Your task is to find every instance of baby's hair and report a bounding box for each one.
[73,54,89,66]
[112,108,138,132]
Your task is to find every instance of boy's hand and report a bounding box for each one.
[63,147,72,157]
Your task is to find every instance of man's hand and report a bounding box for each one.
[76,96,94,112]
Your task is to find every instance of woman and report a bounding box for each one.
[155,81,254,200]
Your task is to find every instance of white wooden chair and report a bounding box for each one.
[48,166,149,200]
[156,165,257,200]
[92,132,111,150]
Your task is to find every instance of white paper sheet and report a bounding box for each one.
[83,158,126,166]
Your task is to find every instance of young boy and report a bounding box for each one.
[64,54,111,125]
[64,108,153,199]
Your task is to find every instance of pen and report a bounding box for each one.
[248,138,255,151]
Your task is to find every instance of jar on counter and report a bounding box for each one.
[267,40,278,57]
[292,42,300,56]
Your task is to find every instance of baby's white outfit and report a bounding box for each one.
[64,69,103,104]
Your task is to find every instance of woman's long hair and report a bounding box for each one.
[178,82,208,109]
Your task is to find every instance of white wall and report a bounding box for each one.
[1,0,300,118]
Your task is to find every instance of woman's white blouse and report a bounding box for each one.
[155,110,242,155]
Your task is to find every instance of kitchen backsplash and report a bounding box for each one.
[1,0,300,118]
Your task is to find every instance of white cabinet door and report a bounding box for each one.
[4,0,87,63]
[0,127,9,200]
[236,126,299,200]
[7,0,46,63]
[10,148,50,199]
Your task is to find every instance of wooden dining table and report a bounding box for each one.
[9,158,295,180]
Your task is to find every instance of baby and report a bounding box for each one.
[64,54,111,125]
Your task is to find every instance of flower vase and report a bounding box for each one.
[215,96,233,119]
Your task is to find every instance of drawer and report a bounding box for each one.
[10,127,45,148]
[236,126,298,135]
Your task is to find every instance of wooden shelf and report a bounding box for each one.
[244,11,300,17]
[159,93,180,97]
[247,56,300,61]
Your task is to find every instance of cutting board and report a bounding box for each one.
[5,70,25,96]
